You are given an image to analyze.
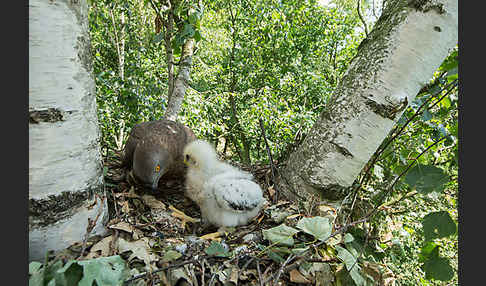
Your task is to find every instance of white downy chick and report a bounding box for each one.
[183,140,264,227]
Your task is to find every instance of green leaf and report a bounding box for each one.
[424,256,454,281]
[421,109,432,121]
[28,261,44,286]
[153,32,164,43]
[343,233,354,243]
[349,266,369,286]
[162,250,183,262]
[422,211,456,241]
[335,245,358,271]
[194,30,202,42]
[29,261,43,275]
[404,164,449,194]
[418,241,438,263]
[55,262,84,286]
[74,255,129,286]
[205,241,230,257]
[262,224,299,246]
[296,216,332,241]
[267,249,285,263]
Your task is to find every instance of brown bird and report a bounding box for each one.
[122,120,196,190]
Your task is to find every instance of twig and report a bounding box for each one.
[378,190,418,210]
[357,0,369,37]
[365,135,447,219]
[272,254,296,286]
[259,118,279,203]
[209,254,240,286]
[343,80,459,222]
[358,79,457,188]
[256,261,264,286]
[200,259,206,286]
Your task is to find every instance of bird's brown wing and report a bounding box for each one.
[122,122,150,168]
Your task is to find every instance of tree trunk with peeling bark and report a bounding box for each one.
[29,0,108,261]
[164,38,195,121]
[276,0,458,204]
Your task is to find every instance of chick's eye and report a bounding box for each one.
[185,154,190,161]
[155,165,160,172]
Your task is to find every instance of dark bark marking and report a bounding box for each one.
[364,96,408,120]
[29,183,104,227]
[29,108,64,124]
[407,0,446,14]
[329,141,354,158]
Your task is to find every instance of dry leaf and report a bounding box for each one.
[286,214,302,220]
[362,261,382,284]
[85,236,113,259]
[109,221,134,233]
[121,201,132,214]
[289,269,311,284]
[318,205,337,219]
[125,186,140,198]
[267,185,276,200]
[142,194,166,210]
[118,237,158,269]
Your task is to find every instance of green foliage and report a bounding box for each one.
[28,256,130,286]
[162,250,183,262]
[359,47,458,284]
[295,216,332,242]
[422,211,456,242]
[204,241,231,257]
[404,164,449,194]
[262,224,300,246]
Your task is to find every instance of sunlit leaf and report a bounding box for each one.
[404,164,449,194]
[422,211,456,241]
[424,256,454,281]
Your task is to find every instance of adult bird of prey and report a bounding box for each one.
[181,140,265,240]
[122,119,196,191]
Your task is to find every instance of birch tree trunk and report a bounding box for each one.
[164,38,195,121]
[276,0,458,203]
[29,0,108,261]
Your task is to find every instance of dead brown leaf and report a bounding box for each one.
[109,221,134,233]
[289,268,311,284]
[121,200,132,214]
[142,194,166,210]
[85,235,113,259]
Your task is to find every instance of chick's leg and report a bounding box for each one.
[169,205,200,229]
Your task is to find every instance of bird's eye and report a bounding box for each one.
[155,165,160,172]
[185,154,190,161]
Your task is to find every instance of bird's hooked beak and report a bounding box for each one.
[151,166,165,191]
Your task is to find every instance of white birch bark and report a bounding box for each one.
[29,0,107,261]
[277,0,458,202]
[164,38,195,121]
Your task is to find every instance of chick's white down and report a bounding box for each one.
[183,140,264,227]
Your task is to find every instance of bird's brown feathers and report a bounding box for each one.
[123,120,196,189]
